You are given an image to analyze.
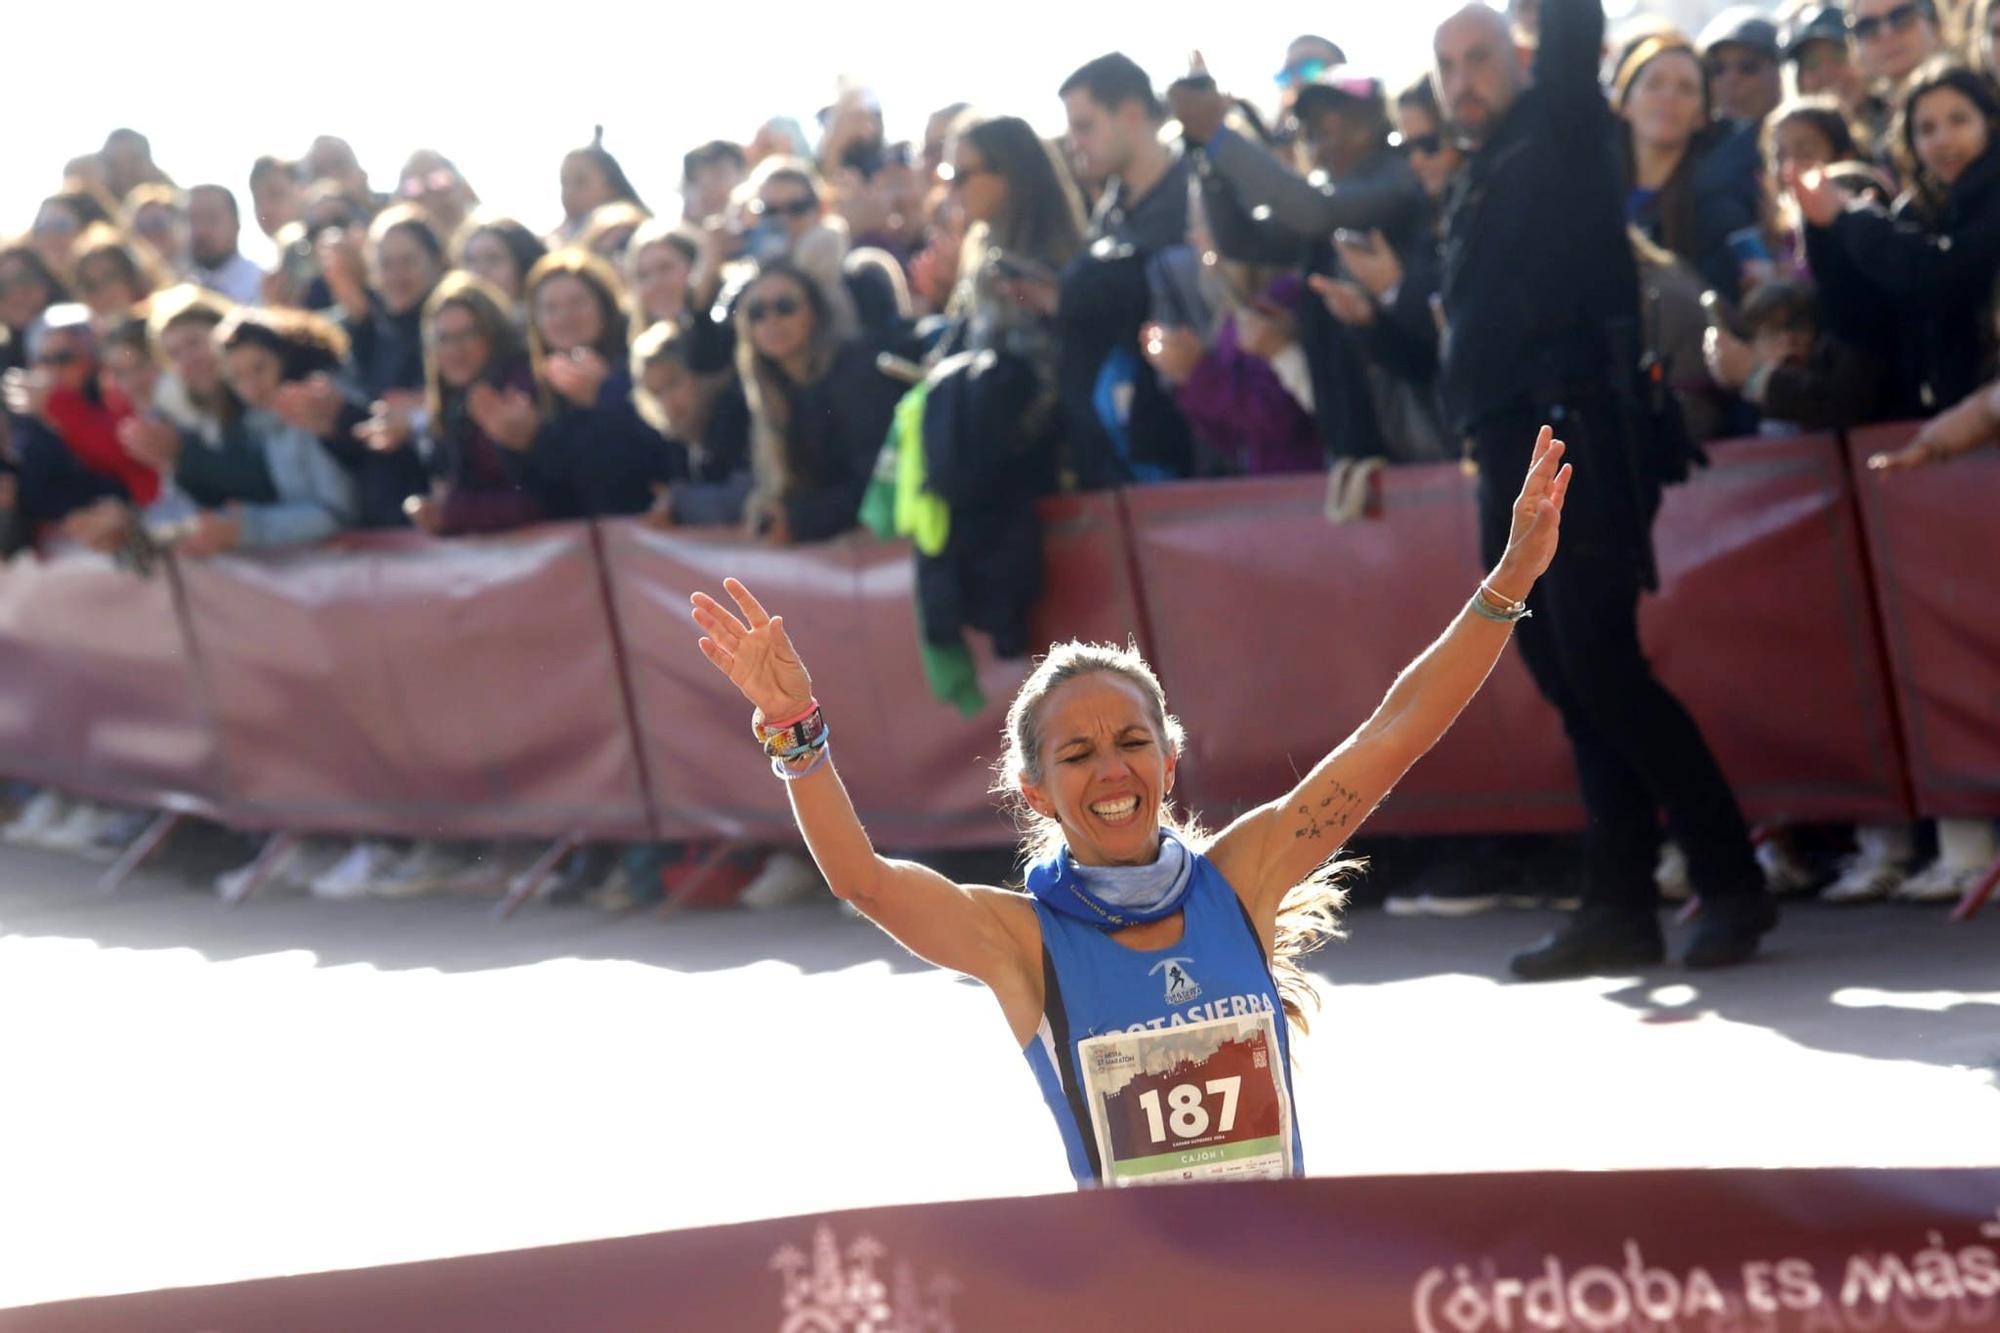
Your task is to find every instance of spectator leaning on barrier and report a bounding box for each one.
[402,272,542,537]
[1432,0,1775,978]
[116,287,278,514]
[736,259,900,545]
[634,318,753,529]
[451,215,546,322]
[2,305,158,544]
[1794,59,2000,415]
[319,204,448,527]
[509,248,684,520]
[1615,34,1771,305]
[1702,275,1889,429]
[199,306,358,556]
[1053,52,1199,487]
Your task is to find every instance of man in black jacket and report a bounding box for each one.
[1050,54,1198,487]
[1433,0,1775,978]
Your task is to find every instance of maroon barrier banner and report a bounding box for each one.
[12,1168,2000,1331]
[0,549,218,812]
[1124,437,1909,835]
[597,495,1141,848]
[1845,423,2000,819]
[175,526,651,839]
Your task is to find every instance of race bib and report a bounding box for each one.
[1076,1009,1293,1186]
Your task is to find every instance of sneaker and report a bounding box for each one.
[309,841,402,900]
[38,801,126,862]
[1654,842,1692,903]
[1819,852,1905,904]
[2,790,71,846]
[371,840,474,899]
[738,850,823,910]
[1892,860,1985,904]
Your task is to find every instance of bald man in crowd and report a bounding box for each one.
[1430,0,1777,979]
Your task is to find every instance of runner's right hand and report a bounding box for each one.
[690,577,815,720]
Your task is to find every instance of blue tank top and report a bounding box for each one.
[1022,849,1304,1186]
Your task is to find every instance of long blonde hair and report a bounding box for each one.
[990,640,1354,1033]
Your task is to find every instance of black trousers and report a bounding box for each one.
[1472,402,1761,913]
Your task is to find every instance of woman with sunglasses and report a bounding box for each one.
[735,259,900,546]
[1847,0,1946,157]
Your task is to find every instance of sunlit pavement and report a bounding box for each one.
[1,842,1995,1310]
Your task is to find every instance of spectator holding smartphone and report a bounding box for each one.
[1794,60,2000,416]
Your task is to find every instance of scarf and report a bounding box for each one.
[1026,830,1194,928]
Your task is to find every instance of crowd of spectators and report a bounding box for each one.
[1,0,1995,910]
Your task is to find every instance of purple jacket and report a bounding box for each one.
[1170,284,1323,477]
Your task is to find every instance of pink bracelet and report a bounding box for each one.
[760,698,819,730]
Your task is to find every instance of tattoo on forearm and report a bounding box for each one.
[1294,779,1362,841]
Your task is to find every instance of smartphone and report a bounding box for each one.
[988,249,1057,286]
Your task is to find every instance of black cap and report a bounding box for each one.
[1782,3,1849,59]
[1698,6,1781,60]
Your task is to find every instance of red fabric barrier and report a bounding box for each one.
[598,495,1141,847]
[1123,436,1908,834]
[1846,423,2000,818]
[14,1168,1999,1330]
[0,551,218,812]
[175,526,651,839]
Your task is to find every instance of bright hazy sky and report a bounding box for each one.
[9,0,1678,258]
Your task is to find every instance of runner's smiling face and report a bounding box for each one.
[1021,672,1177,868]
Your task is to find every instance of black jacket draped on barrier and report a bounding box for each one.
[916,348,1053,659]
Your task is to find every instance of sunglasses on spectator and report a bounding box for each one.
[753,197,817,220]
[34,350,80,367]
[1398,131,1444,156]
[1277,57,1332,89]
[33,215,79,237]
[1705,53,1772,78]
[400,168,459,199]
[746,295,804,323]
[1849,3,1927,41]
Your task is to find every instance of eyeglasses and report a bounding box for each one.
[1277,57,1332,89]
[1398,131,1445,156]
[745,295,804,323]
[1705,53,1773,78]
[34,350,81,368]
[1849,2,1927,42]
[753,196,817,220]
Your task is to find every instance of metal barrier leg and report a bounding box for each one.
[658,840,747,919]
[96,811,183,895]
[220,831,296,909]
[1948,853,2000,924]
[495,833,579,921]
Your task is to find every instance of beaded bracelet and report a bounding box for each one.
[771,734,833,782]
[755,703,826,758]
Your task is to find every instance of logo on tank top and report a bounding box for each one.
[1151,957,1203,1005]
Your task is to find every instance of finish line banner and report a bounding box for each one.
[11,1168,1999,1331]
